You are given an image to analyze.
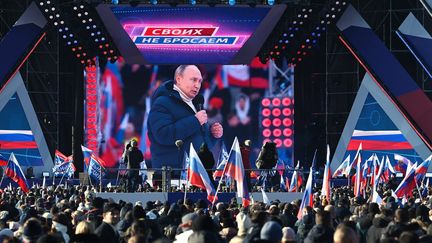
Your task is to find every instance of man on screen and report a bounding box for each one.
[148,65,223,170]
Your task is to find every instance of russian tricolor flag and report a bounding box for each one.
[0,130,37,150]
[5,153,29,193]
[297,167,313,219]
[394,162,418,198]
[394,154,413,175]
[188,145,217,203]
[332,154,351,178]
[321,145,331,201]
[81,145,93,168]
[289,161,302,192]
[415,155,432,183]
[225,137,250,207]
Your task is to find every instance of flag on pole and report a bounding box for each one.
[394,162,417,198]
[81,145,93,169]
[289,161,302,192]
[415,155,432,183]
[180,151,190,181]
[321,145,331,201]
[354,152,362,197]
[261,188,270,204]
[225,137,250,207]
[275,159,285,176]
[213,141,228,180]
[297,167,313,219]
[394,154,413,175]
[5,153,29,193]
[372,155,384,203]
[332,155,351,178]
[349,143,362,174]
[188,145,217,202]
[88,154,105,182]
[53,150,75,178]
[382,155,396,182]
[280,174,286,191]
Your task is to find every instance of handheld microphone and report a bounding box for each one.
[193,94,205,111]
[175,140,183,149]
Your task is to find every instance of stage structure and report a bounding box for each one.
[0,2,53,177]
[331,5,432,172]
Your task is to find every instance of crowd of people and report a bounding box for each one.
[0,183,431,243]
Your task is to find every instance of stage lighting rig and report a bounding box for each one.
[36,0,120,66]
[257,5,314,63]
[288,0,347,65]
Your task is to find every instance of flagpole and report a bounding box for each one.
[212,165,228,206]
[183,169,189,205]
[416,180,423,202]
[0,168,5,189]
[56,164,72,192]
[99,162,102,193]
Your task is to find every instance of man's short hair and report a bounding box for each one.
[333,224,359,243]
[174,65,194,83]
[103,203,120,214]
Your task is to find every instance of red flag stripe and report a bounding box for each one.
[0,141,38,149]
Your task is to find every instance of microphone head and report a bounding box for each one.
[175,140,183,148]
[193,94,205,110]
[244,140,252,147]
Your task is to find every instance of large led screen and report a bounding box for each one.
[97,4,286,64]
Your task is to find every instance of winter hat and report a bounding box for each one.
[260,221,282,242]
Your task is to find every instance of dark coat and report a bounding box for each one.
[127,147,143,169]
[304,224,334,243]
[366,216,390,243]
[95,222,119,243]
[148,80,217,168]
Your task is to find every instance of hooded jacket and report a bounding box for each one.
[148,80,216,168]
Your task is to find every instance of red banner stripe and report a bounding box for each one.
[0,141,38,149]
[347,140,413,151]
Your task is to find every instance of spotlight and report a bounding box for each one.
[268,0,274,5]
[229,0,235,6]
[151,0,157,4]
[112,0,119,4]
[190,0,196,5]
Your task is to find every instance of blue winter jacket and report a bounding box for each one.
[147,80,216,168]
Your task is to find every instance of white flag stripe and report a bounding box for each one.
[0,130,33,135]
[352,130,402,136]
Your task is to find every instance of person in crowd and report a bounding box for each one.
[173,213,197,243]
[333,224,359,243]
[95,203,121,243]
[126,139,143,192]
[304,210,334,243]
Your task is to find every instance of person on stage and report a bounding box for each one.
[126,139,143,192]
[148,65,223,171]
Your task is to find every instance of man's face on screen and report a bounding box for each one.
[176,65,202,99]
